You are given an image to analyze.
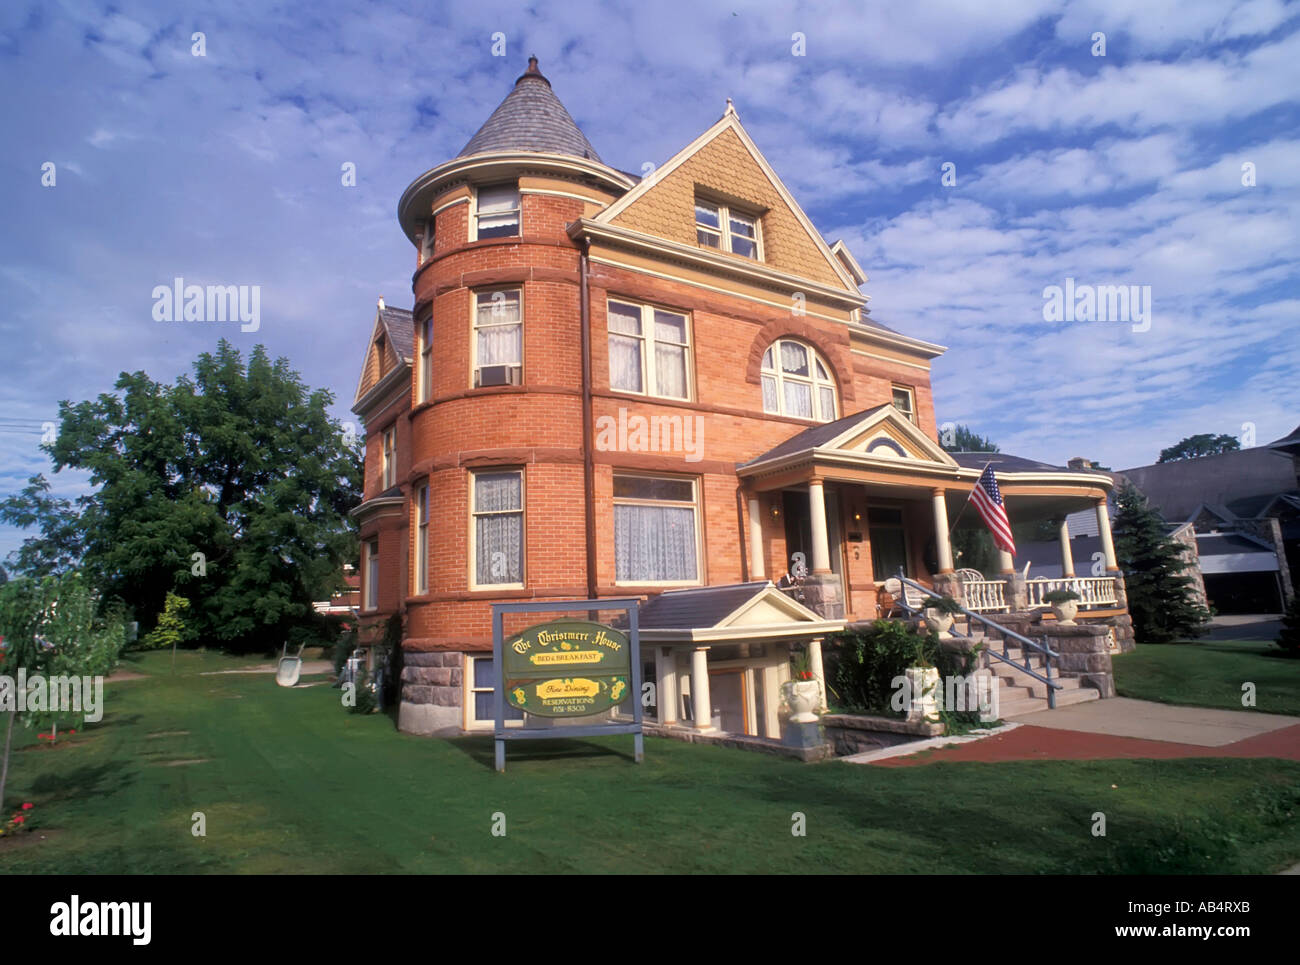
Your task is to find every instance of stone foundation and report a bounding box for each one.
[398,650,465,735]
[820,713,944,756]
[1039,624,1115,697]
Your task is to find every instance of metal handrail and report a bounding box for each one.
[893,570,1062,708]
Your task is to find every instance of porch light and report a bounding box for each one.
[770,503,780,521]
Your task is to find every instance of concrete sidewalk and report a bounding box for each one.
[1006,696,1300,747]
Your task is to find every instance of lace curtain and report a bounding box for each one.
[614,504,697,581]
[475,473,522,584]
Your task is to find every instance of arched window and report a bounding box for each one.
[761,340,838,422]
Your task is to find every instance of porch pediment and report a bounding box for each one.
[637,581,844,643]
[739,404,958,477]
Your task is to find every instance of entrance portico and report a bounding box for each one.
[637,582,845,738]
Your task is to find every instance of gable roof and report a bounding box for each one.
[352,301,413,410]
[1121,446,1298,522]
[637,581,844,641]
[740,404,957,473]
[458,57,602,162]
[593,105,859,293]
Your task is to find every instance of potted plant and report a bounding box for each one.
[1043,589,1082,625]
[781,651,821,723]
[904,640,941,723]
[922,594,963,639]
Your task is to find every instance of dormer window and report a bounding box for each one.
[475,183,520,240]
[695,199,759,259]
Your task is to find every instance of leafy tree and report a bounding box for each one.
[1277,595,1300,657]
[1157,433,1241,463]
[1112,482,1211,643]
[14,340,361,653]
[939,424,1000,453]
[0,475,88,577]
[0,572,129,810]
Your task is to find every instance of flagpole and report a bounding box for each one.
[947,458,995,537]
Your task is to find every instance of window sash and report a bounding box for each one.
[613,474,700,584]
[695,199,759,258]
[761,340,836,422]
[606,300,690,400]
[475,185,520,238]
[891,387,915,422]
[474,291,522,385]
[419,319,433,401]
[365,540,379,610]
[468,657,524,723]
[382,429,396,487]
[472,471,523,586]
[416,485,429,593]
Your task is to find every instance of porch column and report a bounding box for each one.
[1058,517,1076,577]
[747,497,765,580]
[998,548,1015,575]
[1096,499,1119,572]
[807,637,827,711]
[690,647,714,732]
[656,647,678,725]
[931,488,954,573]
[808,479,832,574]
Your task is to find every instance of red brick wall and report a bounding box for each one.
[375,185,940,652]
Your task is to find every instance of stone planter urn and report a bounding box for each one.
[923,608,955,639]
[905,666,941,723]
[781,679,821,723]
[1050,599,1079,626]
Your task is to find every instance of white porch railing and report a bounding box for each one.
[962,580,1008,613]
[1026,576,1118,609]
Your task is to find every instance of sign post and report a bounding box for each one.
[492,598,644,772]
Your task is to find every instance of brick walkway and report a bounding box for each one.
[873,721,1300,766]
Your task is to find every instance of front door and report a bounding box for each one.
[782,488,845,583]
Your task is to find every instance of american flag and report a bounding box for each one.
[970,464,1016,555]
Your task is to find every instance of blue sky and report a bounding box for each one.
[2,0,1298,563]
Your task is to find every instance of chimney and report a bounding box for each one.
[1067,457,1092,470]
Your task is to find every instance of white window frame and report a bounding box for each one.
[381,426,397,488]
[605,299,693,401]
[419,219,435,265]
[891,384,916,425]
[612,472,703,587]
[471,183,520,241]
[469,468,525,590]
[464,654,525,729]
[760,339,838,423]
[472,289,523,388]
[695,198,761,260]
[364,539,379,611]
[414,483,429,594]
[418,317,433,402]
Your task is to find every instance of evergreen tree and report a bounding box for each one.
[1277,595,1300,656]
[1112,481,1210,643]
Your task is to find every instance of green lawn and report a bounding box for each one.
[1114,638,1300,716]
[2,649,1298,874]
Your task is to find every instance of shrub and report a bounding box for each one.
[137,592,192,651]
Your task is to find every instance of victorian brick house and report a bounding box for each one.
[351,59,1128,737]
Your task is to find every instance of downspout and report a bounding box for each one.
[580,238,598,602]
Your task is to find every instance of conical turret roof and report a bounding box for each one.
[458,57,602,162]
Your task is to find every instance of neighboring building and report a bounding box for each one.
[1114,431,1299,613]
[350,59,1128,738]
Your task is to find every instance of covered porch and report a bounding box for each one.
[736,406,1127,634]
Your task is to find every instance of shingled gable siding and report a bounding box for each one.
[610,127,846,288]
